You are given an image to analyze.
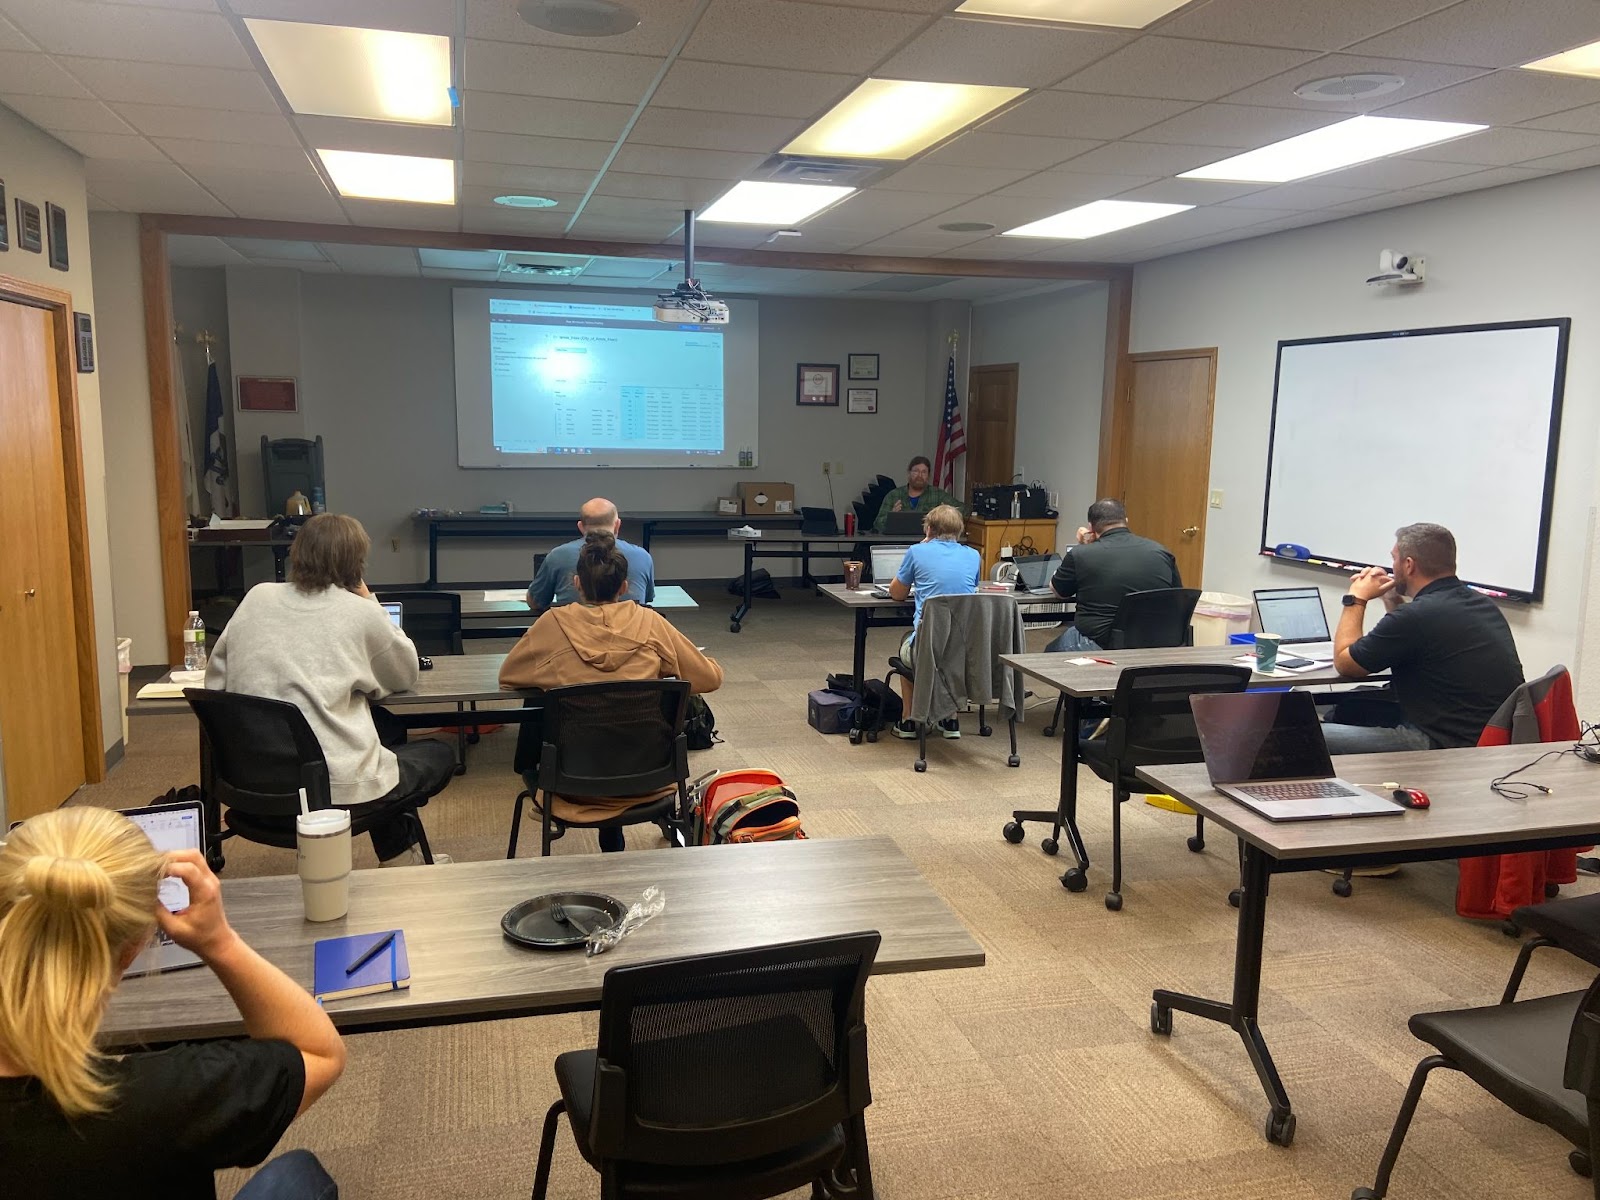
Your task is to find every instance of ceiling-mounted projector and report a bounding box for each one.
[656,208,730,324]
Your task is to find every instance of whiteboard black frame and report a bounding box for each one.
[1259,317,1570,603]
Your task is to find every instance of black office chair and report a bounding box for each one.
[1353,971,1600,1199]
[1504,894,1600,1003]
[531,932,882,1200]
[506,680,692,858]
[374,590,479,770]
[183,688,435,871]
[1074,664,1251,911]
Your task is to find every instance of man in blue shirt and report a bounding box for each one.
[887,504,979,739]
[527,498,656,616]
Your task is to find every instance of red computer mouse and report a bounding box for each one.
[1392,788,1430,809]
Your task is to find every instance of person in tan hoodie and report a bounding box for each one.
[499,533,723,851]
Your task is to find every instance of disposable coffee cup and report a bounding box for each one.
[844,560,864,590]
[297,808,352,922]
[1255,633,1282,672]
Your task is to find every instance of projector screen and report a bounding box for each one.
[453,288,759,468]
[1261,319,1569,601]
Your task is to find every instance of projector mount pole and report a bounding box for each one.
[682,208,697,289]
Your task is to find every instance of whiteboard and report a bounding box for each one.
[1261,319,1569,600]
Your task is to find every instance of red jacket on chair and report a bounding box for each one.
[1457,665,1584,920]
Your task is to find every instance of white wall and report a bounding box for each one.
[0,104,120,780]
[223,269,957,582]
[1130,166,1600,695]
[971,282,1108,546]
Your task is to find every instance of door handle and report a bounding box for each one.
[1181,526,1199,537]
[24,588,37,597]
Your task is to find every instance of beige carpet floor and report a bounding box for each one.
[82,586,1597,1200]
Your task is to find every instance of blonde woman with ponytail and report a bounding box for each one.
[0,807,346,1199]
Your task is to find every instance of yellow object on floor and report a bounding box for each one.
[1144,793,1196,815]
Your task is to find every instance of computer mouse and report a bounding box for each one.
[417,655,434,671]
[1392,787,1429,809]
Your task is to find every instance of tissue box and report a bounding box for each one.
[717,496,741,515]
[739,482,796,516]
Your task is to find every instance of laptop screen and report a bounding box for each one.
[1190,691,1336,784]
[1014,553,1061,590]
[124,803,203,912]
[1253,587,1330,644]
[382,602,404,629]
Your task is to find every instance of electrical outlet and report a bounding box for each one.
[835,461,844,477]
[822,461,830,475]
[1209,489,1224,509]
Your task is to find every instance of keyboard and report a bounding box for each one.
[1237,780,1359,801]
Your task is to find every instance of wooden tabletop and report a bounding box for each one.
[1137,744,1600,861]
[819,583,1069,610]
[1001,641,1356,697]
[102,837,984,1045]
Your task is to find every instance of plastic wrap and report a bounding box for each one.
[585,886,665,957]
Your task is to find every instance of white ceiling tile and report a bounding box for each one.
[993,169,1161,200]
[463,0,703,57]
[608,143,765,180]
[251,258,340,272]
[463,91,635,140]
[874,162,1033,193]
[1406,126,1600,166]
[292,115,457,158]
[1219,54,1490,113]
[1379,70,1600,126]
[339,198,461,231]
[1524,102,1600,135]
[153,138,315,172]
[184,166,347,221]
[54,130,166,160]
[1321,189,1455,216]
[417,248,501,269]
[166,235,251,268]
[0,12,32,51]
[56,57,279,111]
[230,0,456,35]
[1301,153,1480,190]
[1219,180,1385,209]
[463,162,597,192]
[935,236,1047,260]
[225,237,325,260]
[894,192,1087,231]
[92,0,218,11]
[1127,103,1344,148]
[1,1,250,66]
[591,172,728,205]
[0,93,129,133]
[462,39,663,104]
[833,234,972,256]
[650,60,855,119]
[1110,177,1270,204]
[919,131,1101,170]
[876,15,1130,88]
[1346,0,1600,69]
[797,188,968,233]
[981,90,1193,139]
[464,133,613,169]
[460,206,570,235]
[421,267,502,279]
[1056,37,1320,102]
[1157,0,1458,52]
[321,244,422,275]
[1405,164,1561,194]
[1521,145,1600,171]
[0,50,94,97]
[567,216,684,242]
[627,106,803,154]
[1053,140,1233,175]
[82,174,231,215]
[581,193,697,222]
[116,103,301,144]
[682,0,928,73]
[581,256,673,279]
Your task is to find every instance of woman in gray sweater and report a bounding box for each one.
[205,514,453,866]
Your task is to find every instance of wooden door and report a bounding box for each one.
[0,296,89,818]
[1117,350,1217,586]
[966,363,1018,497]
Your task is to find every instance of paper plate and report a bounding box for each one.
[501,891,626,950]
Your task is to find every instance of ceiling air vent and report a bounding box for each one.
[750,154,885,189]
[499,253,592,277]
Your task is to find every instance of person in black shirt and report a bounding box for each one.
[1047,498,1182,651]
[1329,522,1524,753]
[0,807,346,1200]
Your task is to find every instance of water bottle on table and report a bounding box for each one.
[183,610,208,671]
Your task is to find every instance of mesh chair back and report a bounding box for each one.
[183,688,332,817]
[1105,665,1253,771]
[1106,588,1202,650]
[515,680,690,798]
[1563,973,1600,1098]
[374,590,463,655]
[589,932,881,1165]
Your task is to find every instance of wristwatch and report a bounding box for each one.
[1341,593,1365,607]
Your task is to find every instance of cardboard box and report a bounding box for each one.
[738,482,796,516]
[716,496,741,515]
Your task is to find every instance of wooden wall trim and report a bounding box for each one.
[139,217,190,667]
[0,271,105,783]
[144,212,1133,282]
[1096,272,1134,500]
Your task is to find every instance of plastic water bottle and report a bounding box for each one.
[183,610,208,671]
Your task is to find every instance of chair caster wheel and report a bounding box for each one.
[849,730,863,745]
[1041,837,1059,856]
[466,732,481,745]
[1003,821,1025,844]
[1007,754,1021,767]
[1332,878,1353,898]
[1352,1189,1380,1200]
[1569,1148,1592,1178]
[1547,881,1562,898]
[979,725,993,737]
[729,621,741,633]
[1105,891,1123,912]
[1061,867,1087,892]
[1187,835,1204,853]
[207,853,226,873]
[1501,919,1521,938]
[452,762,467,776]
[1042,724,1057,738]
[914,759,926,773]
[1228,888,1242,908]
[1265,1110,1296,1146]
[1150,1002,1171,1036]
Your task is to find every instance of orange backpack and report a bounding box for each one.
[689,769,806,846]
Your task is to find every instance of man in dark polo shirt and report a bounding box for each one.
[1328,522,1523,753]
[1046,498,1182,652]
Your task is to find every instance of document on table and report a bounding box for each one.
[136,669,206,699]
[482,589,528,602]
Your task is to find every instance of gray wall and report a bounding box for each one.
[223,269,960,583]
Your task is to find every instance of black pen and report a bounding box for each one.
[345,931,396,976]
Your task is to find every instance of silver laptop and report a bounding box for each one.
[1190,692,1403,821]
[1013,553,1062,595]
[382,601,404,629]
[1253,587,1331,645]
[123,801,207,977]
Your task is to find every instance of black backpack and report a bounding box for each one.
[726,568,781,600]
[685,695,721,750]
[845,679,903,744]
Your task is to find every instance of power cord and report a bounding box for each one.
[1490,747,1571,799]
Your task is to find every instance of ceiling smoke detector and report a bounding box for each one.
[517,0,640,38]
[938,221,997,232]
[1293,73,1406,102]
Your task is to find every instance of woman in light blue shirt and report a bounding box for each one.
[886,504,979,738]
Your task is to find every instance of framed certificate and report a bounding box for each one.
[847,388,877,414]
[847,353,879,380]
[797,363,839,407]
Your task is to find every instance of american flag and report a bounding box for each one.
[932,353,966,491]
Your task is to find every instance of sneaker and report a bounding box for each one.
[891,719,919,739]
[940,718,961,740]
[379,845,453,867]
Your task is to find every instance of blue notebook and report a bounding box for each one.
[313,930,410,1003]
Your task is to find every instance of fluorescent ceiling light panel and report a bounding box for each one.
[1002,199,1191,239]
[782,78,1026,161]
[317,149,456,204]
[245,19,453,125]
[954,0,1192,29]
[1179,115,1486,183]
[1522,39,1600,78]
[699,181,855,224]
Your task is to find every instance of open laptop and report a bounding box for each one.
[382,601,404,629]
[881,510,926,537]
[1190,691,1404,821]
[122,800,207,977]
[1013,553,1062,595]
[1253,587,1331,645]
